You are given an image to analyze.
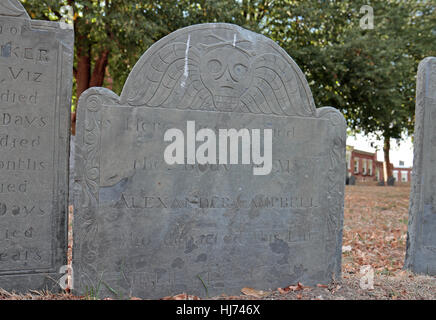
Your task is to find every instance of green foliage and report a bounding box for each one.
[21,0,249,97]
[263,0,436,141]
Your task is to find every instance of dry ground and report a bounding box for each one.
[342,184,410,275]
[1,185,435,300]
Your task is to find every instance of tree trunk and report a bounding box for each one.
[73,38,91,135]
[76,42,91,100]
[383,136,392,179]
[89,50,109,87]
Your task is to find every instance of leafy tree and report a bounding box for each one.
[334,1,435,178]
[20,0,248,103]
[262,0,436,178]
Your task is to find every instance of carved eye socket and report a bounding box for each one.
[207,59,223,73]
[233,63,248,77]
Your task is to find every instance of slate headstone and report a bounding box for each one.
[405,57,436,275]
[0,0,74,292]
[73,23,346,298]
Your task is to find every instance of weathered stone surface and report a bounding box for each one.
[73,23,346,298]
[405,57,436,275]
[0,1,73,292]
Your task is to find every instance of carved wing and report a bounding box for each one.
[0,0,28,17]
[241,54,315,117]
[125,42,213,110]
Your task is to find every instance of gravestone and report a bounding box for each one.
[349,176,356,186]
[0,1,74,292]
[405,57,436,275]
[73,23,346,298]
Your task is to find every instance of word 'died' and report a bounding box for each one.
[163,121,272,175]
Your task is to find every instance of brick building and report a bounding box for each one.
[392,161,412,183]
[346,146,412,184]
[346,146,379,182]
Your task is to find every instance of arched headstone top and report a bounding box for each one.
[0,0,30,18]
[121,23,317,117]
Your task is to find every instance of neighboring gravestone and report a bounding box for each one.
[0,1,73,292]
[349,176,356,186]
[73,23,346,298]
[405,57,436,275]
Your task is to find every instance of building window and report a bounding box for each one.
[346,152,351,172]
[399,161,405,167]
[402,171,408,182]
[354,158,359,174]
[362,159,367,175]
[393,170,399,181]
[368,160,373,176]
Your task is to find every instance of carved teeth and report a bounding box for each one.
[214,95,239,109]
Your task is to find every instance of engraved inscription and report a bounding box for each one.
[0,1,73,289]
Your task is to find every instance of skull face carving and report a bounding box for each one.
[200,46,252,111]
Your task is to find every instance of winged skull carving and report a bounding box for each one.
[126,34,314,117]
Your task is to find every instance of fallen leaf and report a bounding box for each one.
[277,287,289,294]
[278,282,307,293]
[342,245,352,253]
[161,293,200,300]
[241,287,270,298]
